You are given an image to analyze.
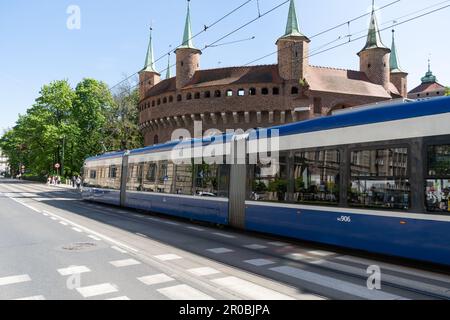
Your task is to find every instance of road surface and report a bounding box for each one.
[0,179,449,300]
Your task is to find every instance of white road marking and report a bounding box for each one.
[132,214,145,218]
[244,244,268,250]
[212,276,294,300]
[40,210,138,253]
[107,296,130,300]
[88,235,102,241]
[59,221,69,226]
[138,274,175,286]
[155,254,182,261]
[50,217,58,221]
[57,266,91,276]
[310,259,450,298]
[188,267,221,277]
[289,253,318,260]
[244,259,276,267]
[110,259,141,268]
[207,248,234,254]
[136,233,148,238]
[111,246,127,254]
[42,213,49,216]
[336,256,450,285]
[72,227,83,233]
[213,232,236,239]
[0,274,31,286]
[76,283,118,298]
[15,295,45,300]
[158,284,214,300]
[308,250,334,257]
[267,241,288,247]
[187,226,205,232]
[271,266,407,300]
[162,221,180,226]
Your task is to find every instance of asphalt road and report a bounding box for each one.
[0,178,449,300]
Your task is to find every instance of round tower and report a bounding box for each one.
[276,0,310,81]
[175,1,202,90]
[358,5,391,90]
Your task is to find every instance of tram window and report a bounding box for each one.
[249,154,288,202]
[426,145,450,213]
[146,163,157,182]
[126,163,144,191]
[191,164,228,197]
[174,164,194,195]
[293,150,340,205]
[349,148,410,210]
[156,161,174,194]
[90,170,97,179]
[109,165,117,179]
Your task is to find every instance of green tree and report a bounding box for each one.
[104,81,143,151]
[72,78,114,171]
[446,87,450,96]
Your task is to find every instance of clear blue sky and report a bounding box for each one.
[1,0,449,132]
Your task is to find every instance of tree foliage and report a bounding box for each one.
[446,87,450,96]
[0,78,143,178]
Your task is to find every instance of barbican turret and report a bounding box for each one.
[175,1,202,90]
[358,2,391,90]
[389,30,408,98]
[276,0,310,81]
[139,27,161,100]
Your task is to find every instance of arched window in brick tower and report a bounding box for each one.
[249,88,256,96]
[169,96,173,103]
[291,87,299,95]
[194,92,200,99]
[214,90,221,98]
[187,93,192,100]
[273,87,280,95]
[177,94,182,102]
[261,88,269,95]
[204,91,211,98]
[154,135,159,145]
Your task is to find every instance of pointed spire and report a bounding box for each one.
[282,0,305,38]
[179,0,196,49]
[390,30,404,73]
[166,54,171,79]
[359,1,389,54]
[143,27,158,73]
[421,58,437,84]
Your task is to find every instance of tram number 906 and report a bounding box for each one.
[337,215,352,223]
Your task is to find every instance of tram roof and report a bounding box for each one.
[86,96,450,161]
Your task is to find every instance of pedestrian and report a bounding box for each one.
[76,176,82,190]
[72,175,76,188]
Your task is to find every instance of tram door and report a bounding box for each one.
[228,136,247,229]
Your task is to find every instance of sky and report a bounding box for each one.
[0,0,449,132]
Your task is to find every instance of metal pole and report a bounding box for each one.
[61,136,65,177]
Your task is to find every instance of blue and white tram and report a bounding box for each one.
[82,97,450,266]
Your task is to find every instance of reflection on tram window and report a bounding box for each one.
[249,154,288,202]
[194,163,227,197]
[175,164,194,195]
[126,163,144,191]
[426,180,450,213]
[293,150,340,205]
[349,148,410,210]
[84,165,122,190]
[426,145,450,213]
[428,145,450,177]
